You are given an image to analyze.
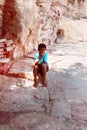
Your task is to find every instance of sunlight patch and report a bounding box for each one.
[10,84,20,90]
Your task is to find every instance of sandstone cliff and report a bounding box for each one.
[0,0,87,58]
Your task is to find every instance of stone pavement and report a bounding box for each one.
[0,42,87,130]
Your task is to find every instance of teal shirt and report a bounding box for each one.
[34,52,49,66]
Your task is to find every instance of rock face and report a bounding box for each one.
[0,0,39,58]
[0,0,87,58]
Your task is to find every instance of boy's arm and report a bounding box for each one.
[32,54,39,68]
[43,53,49,66]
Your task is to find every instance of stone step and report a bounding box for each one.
[0,39,14,74]
[0,58,10,74]
[7,58,34,80]
[0,39,13,47]
[0,39,14,59]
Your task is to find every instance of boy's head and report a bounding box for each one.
[38,43,46,56]
[38,43,46,51]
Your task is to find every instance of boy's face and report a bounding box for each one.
[39,48,46,56]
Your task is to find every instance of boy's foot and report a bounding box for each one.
[33,82,38,88]
[43,80,47,87]
[42,77,47,87]
[43,84,47,87]
[33,84,38,88]
[33,80,38,88]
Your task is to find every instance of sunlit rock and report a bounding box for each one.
[0,0,87,58]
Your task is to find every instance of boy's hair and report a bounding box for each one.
[38,43,46,50]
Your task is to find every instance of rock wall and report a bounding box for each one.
[0,0,39,58]
[0,0,87,58]
[36,0,87,44]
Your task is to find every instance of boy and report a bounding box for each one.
[32,43,49,87]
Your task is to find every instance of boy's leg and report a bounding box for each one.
[40,63,48,87]
[33,65,39,87]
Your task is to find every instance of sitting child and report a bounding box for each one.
[32,43,49,87]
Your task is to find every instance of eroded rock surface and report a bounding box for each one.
[0,0,87,58]
[0,41,87,129]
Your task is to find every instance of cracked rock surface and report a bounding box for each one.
[0,41,87,130]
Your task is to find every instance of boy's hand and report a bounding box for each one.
[35,59,39,65]
[32,65,34,69]
[32,59,39,69]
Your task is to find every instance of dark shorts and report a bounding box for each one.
[38,64,49,75]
